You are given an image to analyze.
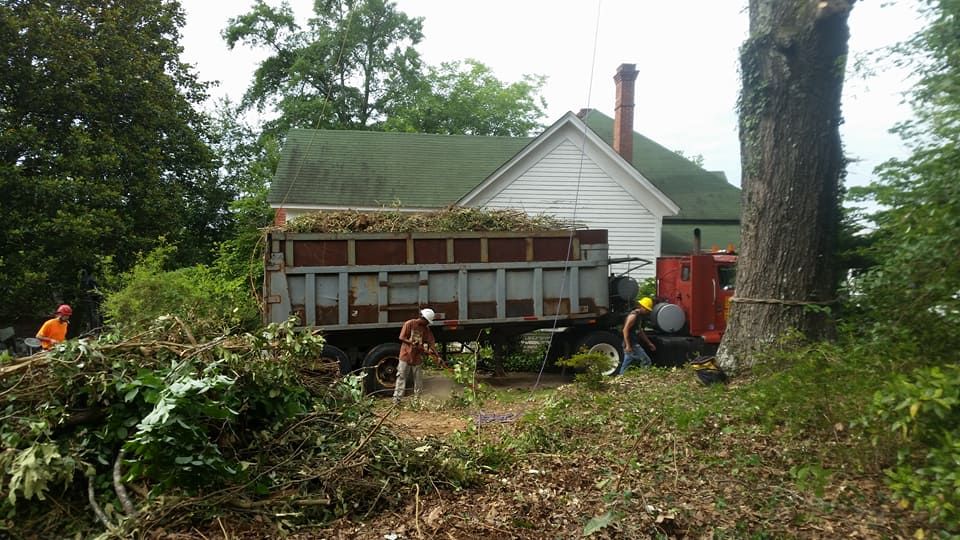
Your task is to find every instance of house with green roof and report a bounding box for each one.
[574,108,741,255]
[269,63,741,277]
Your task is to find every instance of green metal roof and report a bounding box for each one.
[268,129,532,208]
[270,114,742,254]
[580,109,741,222]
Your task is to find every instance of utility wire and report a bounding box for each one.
[276,6,358,211]
[534,0,604,390]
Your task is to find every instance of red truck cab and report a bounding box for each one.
[655,250,736,347]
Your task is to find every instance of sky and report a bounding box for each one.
[179,0,925,191]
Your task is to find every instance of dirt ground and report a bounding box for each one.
[387,371,573,439]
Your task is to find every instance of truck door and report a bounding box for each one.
[689,255,722,344]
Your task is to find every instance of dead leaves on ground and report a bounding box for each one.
[307,373,922,539]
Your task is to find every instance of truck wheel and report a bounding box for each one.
[320,344,351,375]
[575,331,623,376]
[363,343,402,395]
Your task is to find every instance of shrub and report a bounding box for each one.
[868,365,960,532]
[103,244,260,336]
[556,351,611,391]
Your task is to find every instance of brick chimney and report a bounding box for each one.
[274,208,287,226]
[613,63,639,163]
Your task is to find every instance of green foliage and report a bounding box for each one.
[1,316,483,536]
[731,333,889,434]
[867,365,960,530]
[103,243,260,336]
[224,0,424,134]
[209,101,279,285]
[848,0,960,358]
[223,3,547,137]
[843,6,960,527]
[583,510,619,536]
[501,342,550,372]
[124,367,240,490]
[637,277,656,300]
[3,443,79,505]
[382,59,547,136]
[449,345,487,408]
[0,0,232,319]
[556,352,611,391]
[789,463,832,498]
[0,319,320,505]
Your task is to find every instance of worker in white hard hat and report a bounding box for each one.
[619,297,656,375]
[394,308,439,404]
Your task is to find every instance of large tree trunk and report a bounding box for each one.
[717,0,853,371]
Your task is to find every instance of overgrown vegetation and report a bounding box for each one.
[103,243,261,336]
[868,365,960,530]
[842,0,960,531]
[0,318,480,538]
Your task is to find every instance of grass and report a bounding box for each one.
[372,337,929,538]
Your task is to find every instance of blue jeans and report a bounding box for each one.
[618,342,652,375]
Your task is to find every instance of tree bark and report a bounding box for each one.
[718,0,854,371]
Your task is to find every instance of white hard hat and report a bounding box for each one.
[420,308,436,323]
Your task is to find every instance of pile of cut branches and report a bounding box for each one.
[281,206,572,233]
[0,317,478,538]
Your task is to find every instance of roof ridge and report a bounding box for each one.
[287,127,534,141]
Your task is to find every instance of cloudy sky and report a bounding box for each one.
[179,0,924,190]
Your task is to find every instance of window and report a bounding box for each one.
[718,265,736,290]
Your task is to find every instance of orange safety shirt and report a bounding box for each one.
[37,318,68,349]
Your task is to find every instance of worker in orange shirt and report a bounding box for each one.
[36,304,72,350]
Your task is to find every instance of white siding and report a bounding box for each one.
[477,140,660,279]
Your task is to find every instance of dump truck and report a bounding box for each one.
[263,228,736,392]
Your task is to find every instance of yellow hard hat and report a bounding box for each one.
[638,297,654,311]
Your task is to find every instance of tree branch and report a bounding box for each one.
[113,449,138,517]
[88,476,115,530]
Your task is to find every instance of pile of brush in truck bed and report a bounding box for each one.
[280,206,572,233]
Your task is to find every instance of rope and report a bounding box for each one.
[474,412,518,425]
[730,297,837,306]
[533,0,604,391]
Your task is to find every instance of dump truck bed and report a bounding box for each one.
[263,229,612,334]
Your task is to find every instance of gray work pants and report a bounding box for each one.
[393,361,423,400]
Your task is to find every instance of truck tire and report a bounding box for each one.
[575,331,624,376]
[320,344,351,375]
[363,342,402,395]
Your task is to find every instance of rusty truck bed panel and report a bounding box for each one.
[264,230,611,331]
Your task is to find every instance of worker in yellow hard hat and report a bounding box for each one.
[619,297,656,375]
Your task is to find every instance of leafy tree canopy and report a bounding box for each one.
[382,59,546,136]
[223,1,547,137]
[850,0,960,352]
[0,0,232,320]
[224,0,425,135]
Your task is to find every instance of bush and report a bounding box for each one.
[733,334,889,435]
[556,351,611,391]
[868,365,960,532]
[103,244,260,336]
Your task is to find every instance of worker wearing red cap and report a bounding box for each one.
[36,304,72,350]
